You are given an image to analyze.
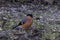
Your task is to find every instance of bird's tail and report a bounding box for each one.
[12,21,22,29]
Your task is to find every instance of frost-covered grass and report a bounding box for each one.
[0,3,60,40]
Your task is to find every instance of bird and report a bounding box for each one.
[12,14,33,29]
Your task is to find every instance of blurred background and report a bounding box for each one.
[0,0,60,40]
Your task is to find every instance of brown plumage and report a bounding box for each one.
[21,16,33,29]
[12,14,33,29]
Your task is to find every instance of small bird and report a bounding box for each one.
[13,14,33,29]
